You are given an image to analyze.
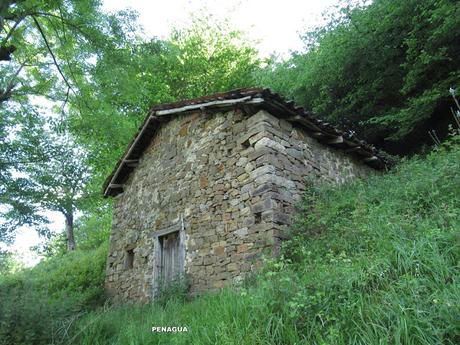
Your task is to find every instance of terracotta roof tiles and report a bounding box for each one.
[103,88,389,197]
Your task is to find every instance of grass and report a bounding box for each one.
[65,286,305,345]
[0,244,107,345]
[2,141,460,345]
[65,140,460,345]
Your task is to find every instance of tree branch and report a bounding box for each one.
[1,13,25,47]
[60,86,70,115]
[31,15,76,97]
[0,58,27,103]
[31,11,89,38]
[32,15,96,115]
[0,158,54,166]
[42,14,82,114]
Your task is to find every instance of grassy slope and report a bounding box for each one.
[2,142,459,345]
[0,245,107,345]
[66,141,460,345]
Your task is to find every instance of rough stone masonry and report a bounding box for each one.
[103,88,386,302]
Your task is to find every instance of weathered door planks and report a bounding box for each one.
[160,231,180,283]
[151,216,186,298]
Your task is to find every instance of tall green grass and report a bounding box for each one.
[2,142,459,345]
[65,142,460,345]
[279,141,460,344]
[65,286,305,345]
[0,244,107,345]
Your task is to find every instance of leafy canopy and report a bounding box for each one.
[258,0,460,154]
[0,0,137,244]
[69,14,261,183]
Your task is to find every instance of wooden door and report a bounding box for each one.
[160,231,180,284]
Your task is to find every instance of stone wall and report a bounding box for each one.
[105,108,373,302]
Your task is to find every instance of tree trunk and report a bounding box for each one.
[65,213,76,251]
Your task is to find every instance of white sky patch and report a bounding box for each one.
[103,0,338,57]
[2,212,64,267]
[4,227,42,267]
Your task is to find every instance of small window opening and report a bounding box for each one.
[241,139,251,149]
[125,249,134,269]
[254,212,262,224]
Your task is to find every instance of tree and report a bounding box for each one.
[165,15,260,99]
[258,0,460,155]
[0,0,138,172]
[69,15,261,184]
[0,0,137,105]
[0,0,136,247]
[1,111,90,251]
[1,4,261,250]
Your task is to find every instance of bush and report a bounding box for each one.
[281,140,460,344]
[66,141,460,345]
[0,244,107,345]
[154,274,191,307]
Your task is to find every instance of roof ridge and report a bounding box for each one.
[103,88,390,197]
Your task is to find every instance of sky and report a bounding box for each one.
[7,0,340,266]
[102,0,338,57]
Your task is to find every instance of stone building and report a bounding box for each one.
[103,88,386,302]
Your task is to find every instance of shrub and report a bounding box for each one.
[0,244,107,345]
[65,142,460,345]
[281,141,460,344]
[154,274,191,307]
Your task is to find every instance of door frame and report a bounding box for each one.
[150,216,186,298]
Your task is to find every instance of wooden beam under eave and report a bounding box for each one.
[287,115,322,132]
[287,115,300,122]
[109,183,124,188]
[311,132,325,138]
[124,159,139,168]
[325,136,344,144]
[344,146,361,153]
[155,96,253,116]
[363,156,379,162]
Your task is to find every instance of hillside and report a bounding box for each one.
[68,138,460,345]
[3,138,458,345]
[1,1,460,344]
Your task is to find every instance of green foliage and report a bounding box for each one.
[73,207,112,251]
[0,244,107,345]
[154,274,191,308]
[66,284,304,345]
[280,139,460,344]
[58,140,460,345]
[166,16,260,100]
[0,0,136,245]
[258,0,460,154]
[69,14,261,186]
[40,207,112,257]
[1,119,90,248]
[0,250,24,274]
[0,0,137,106]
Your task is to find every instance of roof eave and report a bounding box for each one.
[102,93,265,197]
[103,88,389,198]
